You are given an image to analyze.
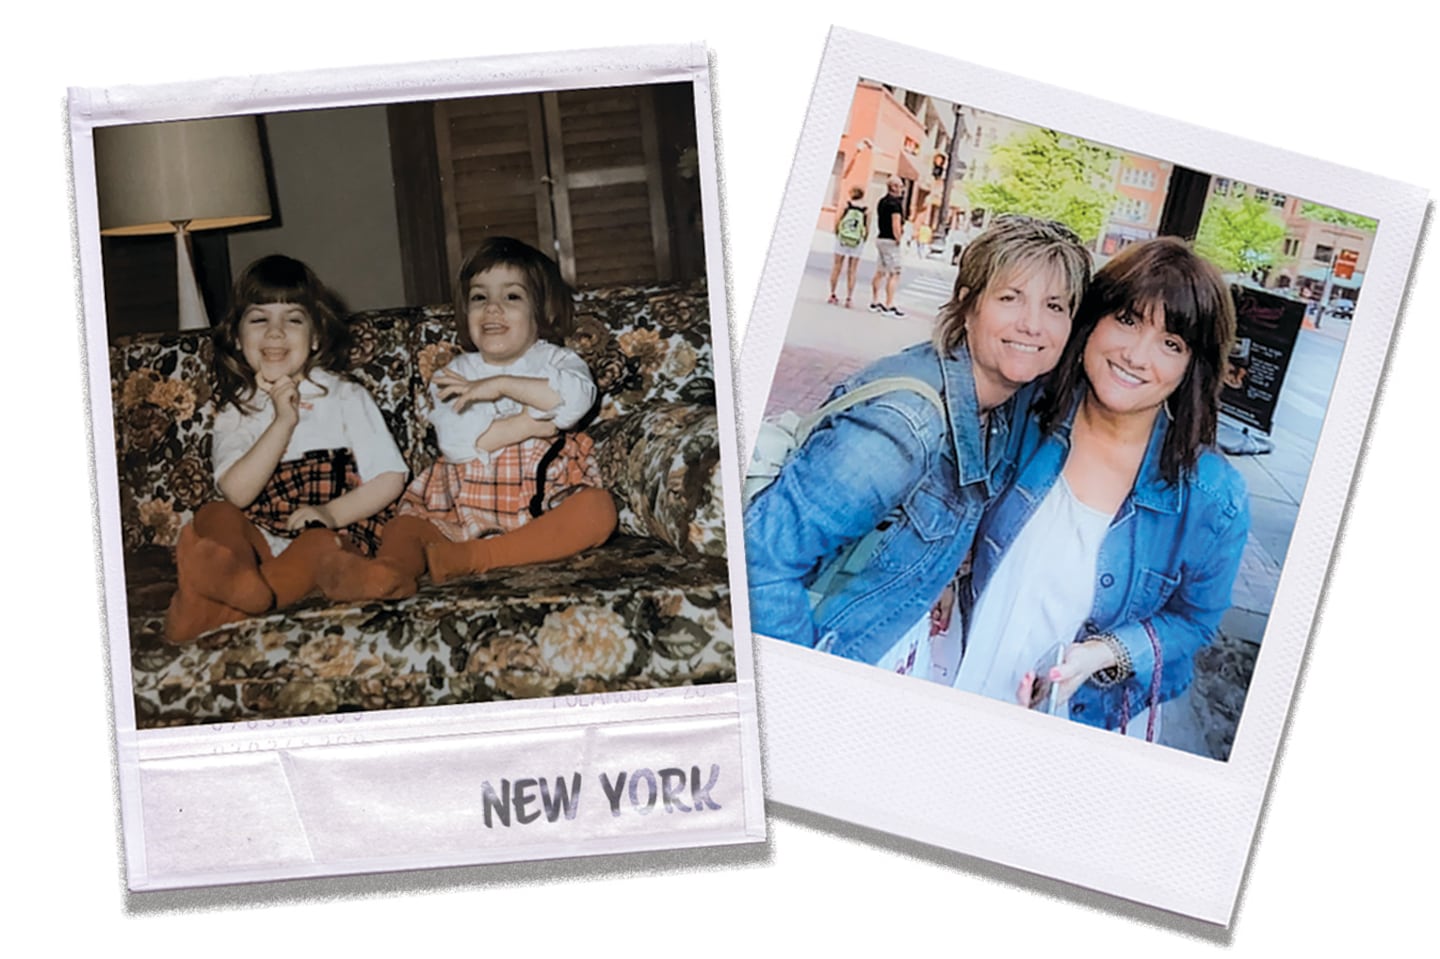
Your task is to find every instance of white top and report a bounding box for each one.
[874,611,936,680]
[427,341,596,464]
[955,475,1112,704]
[211,368,408,555]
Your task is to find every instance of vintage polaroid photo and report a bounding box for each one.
[738,28,1426,923]
[72,45,765,890]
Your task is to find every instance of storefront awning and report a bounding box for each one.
[896,151,921,184]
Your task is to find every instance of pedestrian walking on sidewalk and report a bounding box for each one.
[869,176,908,316]
[828,186,869,308]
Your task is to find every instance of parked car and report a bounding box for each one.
[1325,297,1356,320]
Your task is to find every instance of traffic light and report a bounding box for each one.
[932,152,946,178]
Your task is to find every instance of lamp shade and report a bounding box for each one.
[94,116,272,236]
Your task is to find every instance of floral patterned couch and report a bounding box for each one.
[110,281,734,729]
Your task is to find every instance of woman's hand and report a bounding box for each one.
[258,373,310,426]
[433,369,502,413]
[285,504,338,531]
[1015,640,1118,708]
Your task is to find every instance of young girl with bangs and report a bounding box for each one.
[165,254,408,644]
[316,236,617,601]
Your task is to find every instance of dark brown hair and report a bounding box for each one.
[932,215,1092,357]
[212,254,350,413]
[453,236,575,351]
[1037,236,1236,483]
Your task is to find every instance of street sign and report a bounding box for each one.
[1335,249,1358,280]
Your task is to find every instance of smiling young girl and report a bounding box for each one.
[317,236,617,600]
[165,254,408,644]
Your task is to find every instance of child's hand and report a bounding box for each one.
[258,374,311,425]
[285,504,338,531]
[474,413,559,454]
[434,369,502,413]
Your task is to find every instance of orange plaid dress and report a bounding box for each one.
[398,433,601,542]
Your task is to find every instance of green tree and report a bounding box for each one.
[965,128,1120,244]
[1194,195,1288,275]
[1300,201,1379,232]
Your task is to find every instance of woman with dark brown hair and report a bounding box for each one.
[957,237,1250,739]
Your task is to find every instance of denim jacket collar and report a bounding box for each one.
[942,343,1007,493]
[1052,390,1181,515]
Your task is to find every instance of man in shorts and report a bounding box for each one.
[828,186,869,308]
[869,175,906,316]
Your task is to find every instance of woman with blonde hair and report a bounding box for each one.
[746,215,1092,670]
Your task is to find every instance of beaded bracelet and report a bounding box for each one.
[1088,632,1133,687]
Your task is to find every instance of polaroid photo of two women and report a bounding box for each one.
[74,47,765,891]
[738,28,1426,923]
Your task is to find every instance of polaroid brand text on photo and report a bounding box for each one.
[738,27,1426,924]
[72,46,764,890]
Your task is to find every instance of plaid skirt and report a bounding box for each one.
[243,448,393,556]
[399,432,601,542]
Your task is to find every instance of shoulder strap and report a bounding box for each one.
[793,375,945,447]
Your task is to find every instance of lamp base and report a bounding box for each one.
[175,224,210,330]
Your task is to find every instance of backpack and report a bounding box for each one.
[745,376,947,612]
[836,204,867,248]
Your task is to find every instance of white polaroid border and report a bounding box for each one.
[72,45,766,891]
[738,28,1426,924]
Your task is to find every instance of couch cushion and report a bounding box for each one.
[590,402,725,557]
[125,537,733,729]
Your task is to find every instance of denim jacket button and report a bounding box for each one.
[1100,573,1115,588]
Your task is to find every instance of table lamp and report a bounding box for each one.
[95,116,272,330]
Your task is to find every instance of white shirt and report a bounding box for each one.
[211,369,408,555]
[427,341,596,464]
[955,475,1111,704]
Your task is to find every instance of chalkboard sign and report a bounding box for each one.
[1220,286,1306,435]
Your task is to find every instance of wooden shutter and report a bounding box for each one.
[544,87,672,288]
[432,86,675,291]
[434,94,555,282]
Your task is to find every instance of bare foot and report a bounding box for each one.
[176,524,273,614]
[315,550,417,602]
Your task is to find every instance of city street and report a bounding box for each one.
[755,227,1351,758]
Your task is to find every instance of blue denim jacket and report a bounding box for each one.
[745,342,1021,662]
[966,395,1250,730]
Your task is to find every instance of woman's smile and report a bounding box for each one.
[1104,359,1147,387]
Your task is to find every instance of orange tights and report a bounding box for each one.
[316,488,618,601]
[164,501,343,645]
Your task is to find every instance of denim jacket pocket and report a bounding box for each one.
[865,485,962,573]
[1130,567,1180,619]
